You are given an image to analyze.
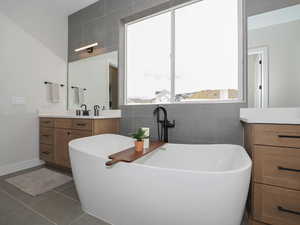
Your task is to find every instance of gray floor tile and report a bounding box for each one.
[28,192,83,225]
[71,214,111,225]
[0,189,25,214]
[60,185,79,201]
[54,180,75,191]
[0,191,54,225]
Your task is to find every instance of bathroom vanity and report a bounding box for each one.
[39,114,120,168]
[241,111,300,225]
[39,49,121,169]
[245,3,300,223]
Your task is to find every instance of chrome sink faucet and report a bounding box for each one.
[94,105,100,116]
[81,104,90,116]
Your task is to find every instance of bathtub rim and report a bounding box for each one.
[69,138,252,176]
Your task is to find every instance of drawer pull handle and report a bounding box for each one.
[278,135,300,139]
[42,135,50,137]
[43,121,51,124]
[76,123,86,126]
[278,166,300,173]
[41,152,50,155]
[278,206,300,216]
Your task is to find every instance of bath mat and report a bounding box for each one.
[5,168,72,196]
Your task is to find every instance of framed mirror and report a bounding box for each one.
[68,51,119,110]
[247,4,300,108]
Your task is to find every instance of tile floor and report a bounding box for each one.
[0,166,109,225]
[0,166,248,225]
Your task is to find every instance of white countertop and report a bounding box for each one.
[240,108,300,124]
[240,117,300,124]
[39,110,121,119]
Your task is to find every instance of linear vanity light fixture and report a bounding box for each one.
[74,42,98,53]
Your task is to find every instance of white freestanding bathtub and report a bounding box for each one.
[69,134,251,225]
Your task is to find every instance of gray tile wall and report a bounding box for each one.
[68,0,300,61]
[68,0,300,145]
[120,103,246,145]
[68,0,189,62]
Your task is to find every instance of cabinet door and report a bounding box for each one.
[70,130,92,141]
[54,129,72,168]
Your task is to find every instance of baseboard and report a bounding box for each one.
[0,159,45,176]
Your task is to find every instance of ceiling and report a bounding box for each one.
[248,3,300,30]
[53,0,99,15]
[0,0,99,17]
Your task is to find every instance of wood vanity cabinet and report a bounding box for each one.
[244,124,300,225]
[39,117,120,168]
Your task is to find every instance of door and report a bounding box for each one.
[54,129,72,168]
[248,47,269,108]
[55,129,92,168]
[255,55,263,108]
[109,65,119,109]
[248,54,263,108]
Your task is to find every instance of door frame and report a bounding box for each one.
[109,64,119,109]
[248,46,269,108]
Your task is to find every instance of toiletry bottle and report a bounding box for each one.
[142,128,150,149]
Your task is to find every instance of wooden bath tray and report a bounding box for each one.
[105,141,165,166]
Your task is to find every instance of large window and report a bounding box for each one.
[125,0,242,104]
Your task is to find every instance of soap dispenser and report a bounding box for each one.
[142,127,150,149]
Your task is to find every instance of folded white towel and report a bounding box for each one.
[50,83,60,103]
[78,88,85,105]
[74,87,80,105]
[73,87,85,105]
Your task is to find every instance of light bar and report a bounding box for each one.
[74,42,98,52]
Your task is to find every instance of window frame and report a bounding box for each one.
[124,0,245,105]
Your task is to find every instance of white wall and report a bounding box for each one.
[248,20,300,107]
[0,1,68,175]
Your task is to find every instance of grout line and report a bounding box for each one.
[52,189,80,203]
[0,188,58,225]
[68,212,86,225]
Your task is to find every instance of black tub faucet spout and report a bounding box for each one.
[153,105,175,142]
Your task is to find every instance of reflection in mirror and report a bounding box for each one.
[248,4,300,108]
[68,51,118,110]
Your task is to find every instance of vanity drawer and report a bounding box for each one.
[254,146,300,190]
[72,119,92,131]
[54,119,72,129]
[254,124,300,148]
[40,144,54,162]
[253,184,300,225]
[40,128,54,144]
[40,118,54,128]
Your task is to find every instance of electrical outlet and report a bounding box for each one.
[12,96,26,105]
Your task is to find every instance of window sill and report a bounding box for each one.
[123,99,246,106]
